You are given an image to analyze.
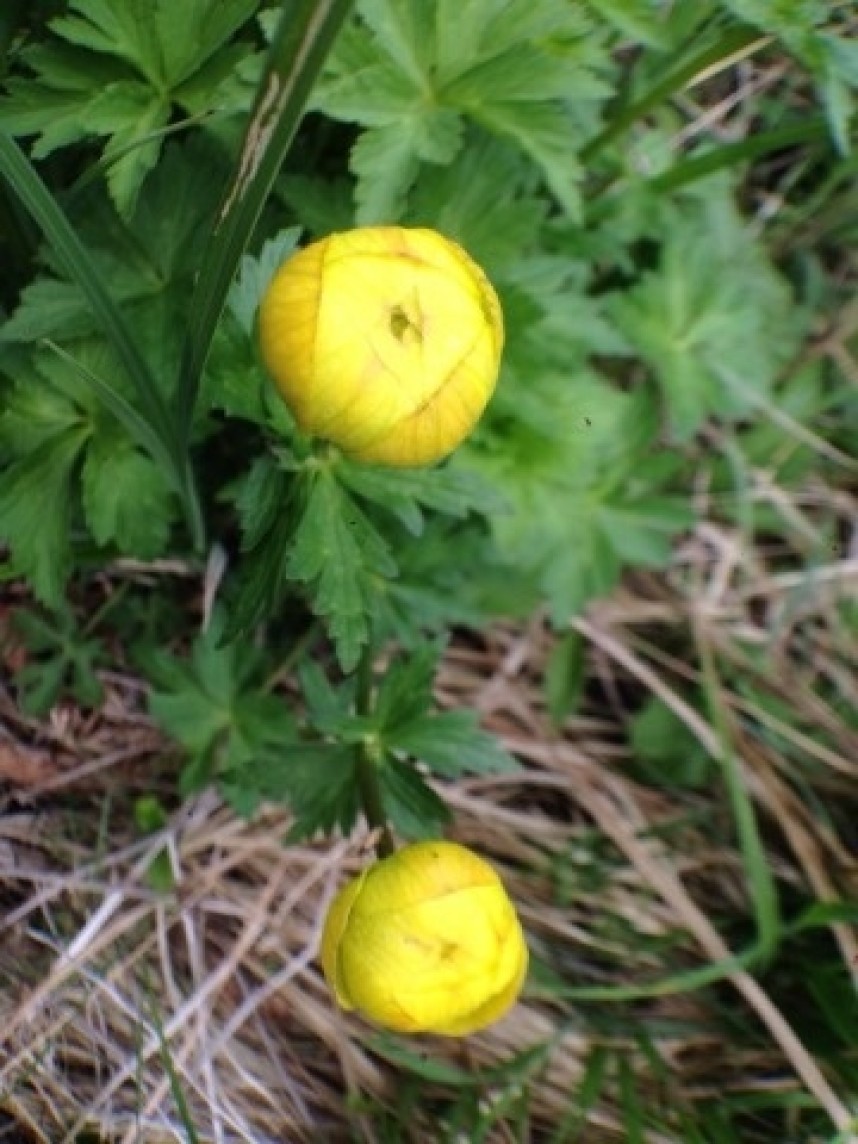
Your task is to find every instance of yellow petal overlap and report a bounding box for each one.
[320,841,528,1036]
[259,228,503,467]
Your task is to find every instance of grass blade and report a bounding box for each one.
[549,1046,610,1143]
[698,637,781,960]
[648,116,829,193]
[0,134,173,445]
[42,340,177,480]
[583,25,765,162]
[148,1002,201,1144]
[0,134,205,547]
[174,0,355,442]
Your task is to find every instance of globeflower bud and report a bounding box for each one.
[320,841,528,1036]
[258,227,504,467]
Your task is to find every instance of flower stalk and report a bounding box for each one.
[355,640,395,859]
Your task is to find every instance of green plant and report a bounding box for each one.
[9,601,104,714]
[1,0,857,1137]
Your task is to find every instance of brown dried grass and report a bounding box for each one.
[1,471,857,1144]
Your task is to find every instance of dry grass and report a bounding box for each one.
[1,465,857,1143]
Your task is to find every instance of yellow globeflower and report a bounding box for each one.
[258,227,504,467]
[320,841,528,1036]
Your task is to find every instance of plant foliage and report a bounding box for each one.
[1,1,856,1130]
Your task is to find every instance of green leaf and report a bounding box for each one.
[373,520,497,646]
[12,604,104,715]
[338,455,504,536]
[0,342,181,569]
[0,136,206,545]
[0,425,89,604]
[299,660,356,733]
[630,697,712,789]
[0,141,221,369]
[387,708,517,778]
[147,617,297,797]
[228,457,397,668]
[0,0,259,214]
[314,0,611,219]
[81,431,174,556]
[226,457,300,636]
[278,173,355,237]
[238,743,360,839]
[545,630,586,727]
[467,100,582,216]
[17,655,67,717]
[201,316,268,424]
[610,179,801,440]
[81,81,170,215]
[42,340,180,493]
[0,362,84,453]
[585,0,670,48]
[228,228,302,336]
[363,644,517,782]
[406,134,546,278]
[349,122,423,223]
[0,134,174,439]
[286,468,396,671]
[379,755,451,838]
[470,378,693,622]
[373,641,440,728]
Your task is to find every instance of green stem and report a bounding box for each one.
[581,24,764,163]
[355,642,395,860]
[645,116,829,195]
[174,0,355,446]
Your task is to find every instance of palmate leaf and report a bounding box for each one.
[386,710,517,778]
[0,425,89,604]
[12,605,105,716]
[469,378,693,624]
[405,135,547,278]
[313,0,612,221]
[82,431,174,557]
[0,343,180,600]
[372,643,518,779]
[1,141,222,375]
[338,455,503,536]
[242,743,361,839]
[610,178,801,441]
[146,615,298,806]
[0,0,259,215]
[373,520,503,647]
[379,756,451,839]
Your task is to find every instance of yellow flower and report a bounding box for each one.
[258,227,504,467]
[320,840,528,1036]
